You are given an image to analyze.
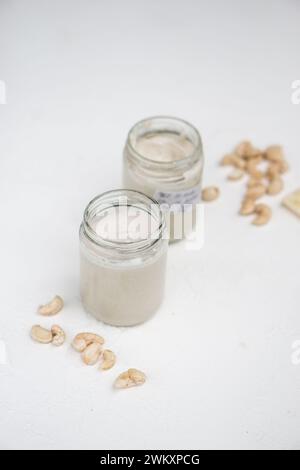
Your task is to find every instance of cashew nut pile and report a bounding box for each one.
[72,332,116,370]
[220,141,289,226]
[30,303,147,389]
[71,333,146,388]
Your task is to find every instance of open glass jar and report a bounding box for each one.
[123,116,204,241]
[80,190,168,326]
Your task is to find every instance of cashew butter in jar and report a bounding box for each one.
[123,116,204,241]
[80,190,168,326]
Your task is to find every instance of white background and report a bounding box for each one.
[0,0,300,450]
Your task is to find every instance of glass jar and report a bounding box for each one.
[123,116,204,241]
[79,190,168,326]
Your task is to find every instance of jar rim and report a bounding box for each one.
[126,115,202,170]
[82,189,167,254]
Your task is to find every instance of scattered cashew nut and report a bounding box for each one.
[30,325,53,344]
[72,332,105,352]
[252,204,272,226]
[240,198,255,216]
[221,154,246,169]
[267,160,289,179]
[235,140,256,159]
[247,177,262,189]
[266,163,280,180]
[202,186,220,202]
[38,295,64,316]
[220,153,236,166]
[279,159,289,174]
[228,169,244,181]
[246,159,264,180]
[246,183,266,200]
[101,349,116,371]
[114,369,146,389]
[268,177,284,196]
[51,325,66,346]
[72,337,87,353]
[82,342,102,365]
[265,145,284,163]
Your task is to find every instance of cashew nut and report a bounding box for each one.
[30,325,53,344]
[220,153,237,166]
[72,337,87,352]
[234,156,247,170]
[82,342,102,365]
[51,325,66,346]
[38,295,64,316]
[246,159,264,179]
[265,145,284,163]
[247,177,262,189]
[235,140,255,158]
[266,163,280,180]
[114,369,146,389]
[72,332,104,352]
[202,186,220,202]
[240,198,255,216]
[101,349,116,371]
[228,169,244,181]
[279,159,289,174]
[231,156,246,170]
[252,204,272,226]
[246,183,266,200]
[267,159,289,179]
[267,177,284,196]
[235,141,262,160]
[220,154,245,169]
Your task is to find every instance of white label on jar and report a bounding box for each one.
[154,186,201,212]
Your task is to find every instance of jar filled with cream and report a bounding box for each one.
[80,190,168,326]
[123,116,204,241]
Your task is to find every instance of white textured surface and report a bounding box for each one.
[0,0,300,450]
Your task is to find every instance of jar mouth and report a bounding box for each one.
[82,190,167,254]
[127,115,202,169]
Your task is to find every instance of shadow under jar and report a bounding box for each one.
[123,116,204,241]
[80,190,168,326]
